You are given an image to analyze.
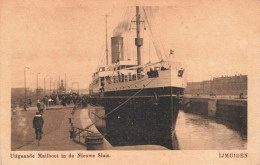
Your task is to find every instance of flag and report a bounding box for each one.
[170,49,174,55]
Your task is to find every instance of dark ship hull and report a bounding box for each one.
[91,86,184,149]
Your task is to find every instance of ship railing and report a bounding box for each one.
[105,73,146,85]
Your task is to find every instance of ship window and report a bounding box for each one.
[121,74,125,82]
[132,74,136,81]
[161,66,168,70]
[100,78,104,86]
[106,76,111,84]
[178,68,184,77]
[113,76,116,83]
[154,67,160,71]
[118,75,121,82]
[128,73,132,81]
[99,67,105,72]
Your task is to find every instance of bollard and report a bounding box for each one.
[84,132,104,150]
[69,130,76,139]
[12,109,17,115]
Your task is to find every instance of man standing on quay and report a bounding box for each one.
[33,112,44,140]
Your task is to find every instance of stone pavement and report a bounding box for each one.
[16,106,85,150]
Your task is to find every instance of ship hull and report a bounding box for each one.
[91,86,183,149]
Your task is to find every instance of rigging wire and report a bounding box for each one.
[142,7,163,62]
[97,44,106,68]
[99,51,106,67]
[148,7,152,63]
[159,31,168,60]
[84,77,156,130]
[98,39,109,68]
[125,7,131,60]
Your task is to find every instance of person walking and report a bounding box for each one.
[33,112,44,140]
[36,100,41,111]
[28,99,32,106]
[39,101,45,114]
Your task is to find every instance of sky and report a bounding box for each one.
[1,0,259,89]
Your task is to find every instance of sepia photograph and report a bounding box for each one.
[1,0,259,164]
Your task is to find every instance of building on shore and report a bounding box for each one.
[185,75,247,97]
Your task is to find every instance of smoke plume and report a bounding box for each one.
[113,20,130,36]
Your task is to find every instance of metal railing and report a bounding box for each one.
[69,125,93,144]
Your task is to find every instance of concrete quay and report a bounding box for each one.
[182,96,247,135]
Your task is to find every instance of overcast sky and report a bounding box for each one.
[1,0,259,89]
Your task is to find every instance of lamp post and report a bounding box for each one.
[44,76,46,95]
[24,67,29,111]
[50,77,52,95]
[58,76,60,91]
[36,72,40,100]
[54,80,56,94]
[44,76,49,96]
[78,82,79,94]
[65,73,67,94]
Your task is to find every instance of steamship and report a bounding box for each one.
[88,6,187,149]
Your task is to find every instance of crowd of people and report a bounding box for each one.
[36,93,89,112]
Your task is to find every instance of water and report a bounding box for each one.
[90,106,247,150]
[175,111,247,150]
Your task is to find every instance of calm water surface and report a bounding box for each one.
[175,111,247,150]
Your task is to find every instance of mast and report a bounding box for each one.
[65,73,67,94]
[135,6,143,66]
